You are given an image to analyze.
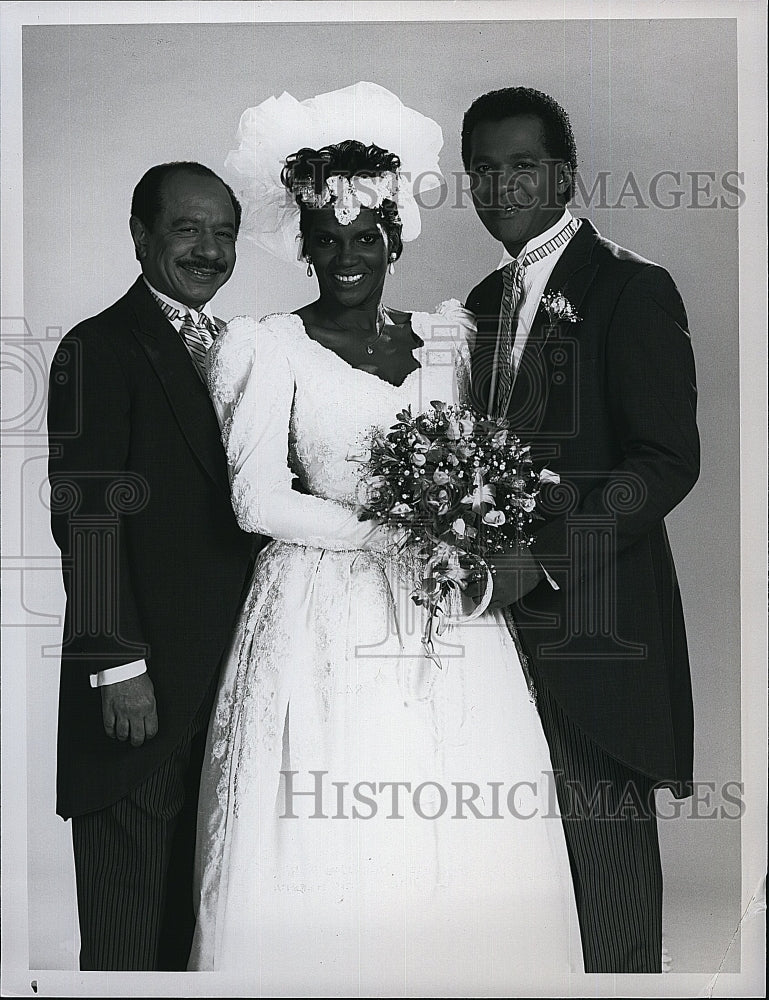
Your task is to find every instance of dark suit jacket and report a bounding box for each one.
[48,277,255,818]
[467,220,699,788]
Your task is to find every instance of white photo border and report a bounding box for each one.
[1,2,766,997]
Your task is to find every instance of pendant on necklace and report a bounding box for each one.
[364,306,386,355]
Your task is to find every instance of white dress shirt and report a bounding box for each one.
[144,278,217,338]
[497,209,579,377]
[90,281,215,688]
[496,210,580,594]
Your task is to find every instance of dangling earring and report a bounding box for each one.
[306,259,314,278]
[388,253,396,276]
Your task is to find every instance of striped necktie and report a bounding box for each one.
[491,216,581,418]
[151,294,217,381]
[179,311,217,380]
[493,259,525,419]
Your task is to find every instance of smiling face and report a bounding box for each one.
[302,206,390,311]
[467,114,572,256]
[130,170,237,309]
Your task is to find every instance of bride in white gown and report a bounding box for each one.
[189,84,576,995]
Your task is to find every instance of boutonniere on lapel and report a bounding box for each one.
[541,290,580,325]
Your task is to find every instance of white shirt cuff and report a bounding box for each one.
[89,659,147,688]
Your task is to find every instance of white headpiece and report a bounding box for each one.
[224,81,444,265]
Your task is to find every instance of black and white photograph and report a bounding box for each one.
[1,1,766,996]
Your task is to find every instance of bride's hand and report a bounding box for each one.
[379,524,410,552]
[359,520,410,554]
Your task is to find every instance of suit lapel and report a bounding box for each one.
[506,220,600,429]
[469,271,505,417]
[125,278,231,496]
[535,218,600,339]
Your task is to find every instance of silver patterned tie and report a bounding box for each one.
[491,216,582,418]
[179,311,217,381]
[493,259,526,418]
[150,291,217,381]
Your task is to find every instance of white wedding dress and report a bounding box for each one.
[189,301,576,995]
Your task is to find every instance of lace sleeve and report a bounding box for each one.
[411,298,476,408]
[207,315,259,467]
[208,315,395,552]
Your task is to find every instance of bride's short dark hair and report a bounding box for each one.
[281,140,404,259]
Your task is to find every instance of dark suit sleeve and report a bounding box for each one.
[47,327,149,677]
[532,264,700,568]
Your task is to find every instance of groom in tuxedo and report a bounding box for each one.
[47,162,255,969]
[462,88,699,973]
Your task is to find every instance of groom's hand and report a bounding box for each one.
[483,549,546,610]
[101,673,158,746]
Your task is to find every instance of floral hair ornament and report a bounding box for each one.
[294,173,399,226]
[223,81,444,265]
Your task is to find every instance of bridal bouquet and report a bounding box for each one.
[357,401,557,667]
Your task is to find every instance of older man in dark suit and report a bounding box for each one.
[47,162,255,970]
[462,89,699,973]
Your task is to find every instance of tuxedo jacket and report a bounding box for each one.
[467,220,699,788]
[48,277,255,818]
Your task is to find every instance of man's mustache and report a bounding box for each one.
[177,258,228,273]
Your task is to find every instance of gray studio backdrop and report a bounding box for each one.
[22,18,739,971]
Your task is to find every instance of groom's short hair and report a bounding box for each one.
[461,88,578,201]
[131,162,242,233]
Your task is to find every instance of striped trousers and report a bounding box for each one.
[536,685,663,973]
[71,703,210,971]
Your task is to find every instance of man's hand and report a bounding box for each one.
[475,548,546,610]
[101,673,158,747]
